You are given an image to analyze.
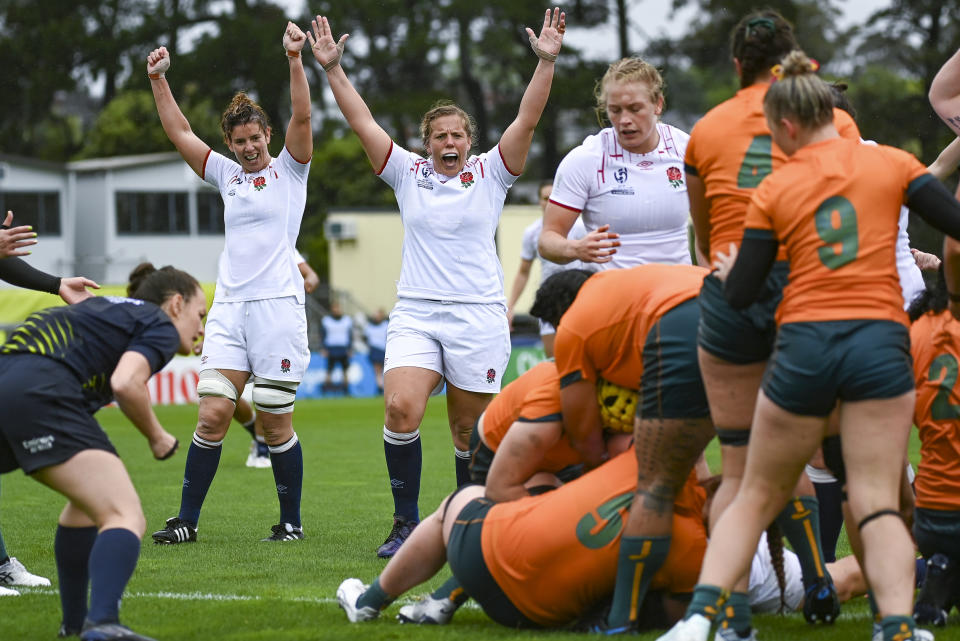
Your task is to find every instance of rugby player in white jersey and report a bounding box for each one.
[506,180,591,357]
[146,20,313,544]
[308,9,564,557]
[539,58,692,270]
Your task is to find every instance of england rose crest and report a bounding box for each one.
[460,172,475,188]
[666,166,684,189]
[486,368,496,384]
[280,358,291,373]
[253,176,267,191]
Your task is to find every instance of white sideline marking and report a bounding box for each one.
[13,587,483,609]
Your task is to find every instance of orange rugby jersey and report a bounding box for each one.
[910,311,960,511]
[685,83,860,263]
[553,264,707,390]
[743,137,927,325]
[481,360,582,474]
[479,450,707,626]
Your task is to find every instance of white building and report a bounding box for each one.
[0,152,223,284]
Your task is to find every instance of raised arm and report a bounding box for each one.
[308,16,391,171]
[498,8,565,174]
[283,21,313,163]
[147,47,210,177]
[930,48,960,134]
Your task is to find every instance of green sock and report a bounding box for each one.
[606,536,671,628]
[776,496,831,587]
[686,584,730,621]
[880,615,915,640]
[716,591,752,637]
[356,576,394,611]
[430,575,469,606]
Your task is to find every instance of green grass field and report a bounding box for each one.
[0,397,935,640]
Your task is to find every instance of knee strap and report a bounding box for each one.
[252,376,298,414]
[716,428,750,447]
[858,509,903,532]
[197,369,239,403]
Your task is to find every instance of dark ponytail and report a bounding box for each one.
[730,10,798,88]
[127,262,201,306]
[908,265,948,322]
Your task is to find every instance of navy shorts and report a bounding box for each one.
[325,346,350,371]
[0,355,117,474]
[639,298,709,420]
[368,347,385,365]
[762,320,914,417]
[698,262,788,364]
[447,497,540,628]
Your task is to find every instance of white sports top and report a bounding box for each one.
[321,314,353,349]
[749,531,804,614]
[203,147,310,303]
[520,217,590,284]
[861,140,925,309]
[378,142,519,304]
[549,124,692,270]
[364,319,388,351]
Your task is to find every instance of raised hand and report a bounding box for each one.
[526,7,565,61]
[0,211,37,258]
[308,15,349,71]
[146,46,171,77]
[283,20,307,54]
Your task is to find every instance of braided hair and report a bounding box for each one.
[730,10,798,88]
[765,521,789,614]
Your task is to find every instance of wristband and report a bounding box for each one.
[286,50,300,58]
[322,57,340,72]
[148,72,165,80]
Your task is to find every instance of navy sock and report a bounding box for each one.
[86,529,140,624]
[454,448,471,487]
[812,480,844,563]
[54,525,98,631]
[384,427,421,522]
[255,435,270,457]
[269,433,303,528]
[178,433,223,527]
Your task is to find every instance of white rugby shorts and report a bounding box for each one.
[199,296,309,381]
[384,298,510,393]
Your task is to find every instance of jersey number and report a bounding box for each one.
[736,135,773,188]
[929,353,960,420]
[815,196,859,269]
[575,491,633,549]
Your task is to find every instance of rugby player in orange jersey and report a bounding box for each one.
[335,448,708,630]
[685,10,862,630]
[907,275,960,628]
[530,263,714,632]
[658,50,960,641]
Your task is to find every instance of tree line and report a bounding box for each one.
[2,0,959,273]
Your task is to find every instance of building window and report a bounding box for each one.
[0,191,61,235]
[196,191,224,234]
[115,192,188,234]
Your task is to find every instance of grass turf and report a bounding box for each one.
[0,397,934,640]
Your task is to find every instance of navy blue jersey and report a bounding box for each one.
[0,296,179,411]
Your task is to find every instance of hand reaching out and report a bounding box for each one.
[146,46,171,77]
[0,211,37,258]
[526,7,565,61]
[308,15,349,71]
[283,21,307,54]
[59,277,100,304]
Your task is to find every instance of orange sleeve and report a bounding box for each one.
[518,374,563,422]
[744,183,775,232]
[553,325,597,385]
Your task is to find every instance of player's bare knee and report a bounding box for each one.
[195,408,230,440]
[384,394,419,432]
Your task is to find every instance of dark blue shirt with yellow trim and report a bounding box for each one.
[0,296,179,412]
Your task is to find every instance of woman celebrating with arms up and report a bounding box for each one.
[309,10,564,557]
[147,21,314,544]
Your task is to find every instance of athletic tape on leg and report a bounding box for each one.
[252,376,297,414]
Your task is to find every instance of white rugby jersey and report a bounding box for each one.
[203,147,310,303]
[861,140,925,309]
[364,318,388,351]
[321,314,353,349]
[520,217,590,284]
[749,531,804,613]
[378,142,519,303]
[550,124,692,270]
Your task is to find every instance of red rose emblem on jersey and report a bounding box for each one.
[486,368,496,383]
[666,166,683,189]
[253,176,267,191]
[460,172,475,188]
[280,358,291,373]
